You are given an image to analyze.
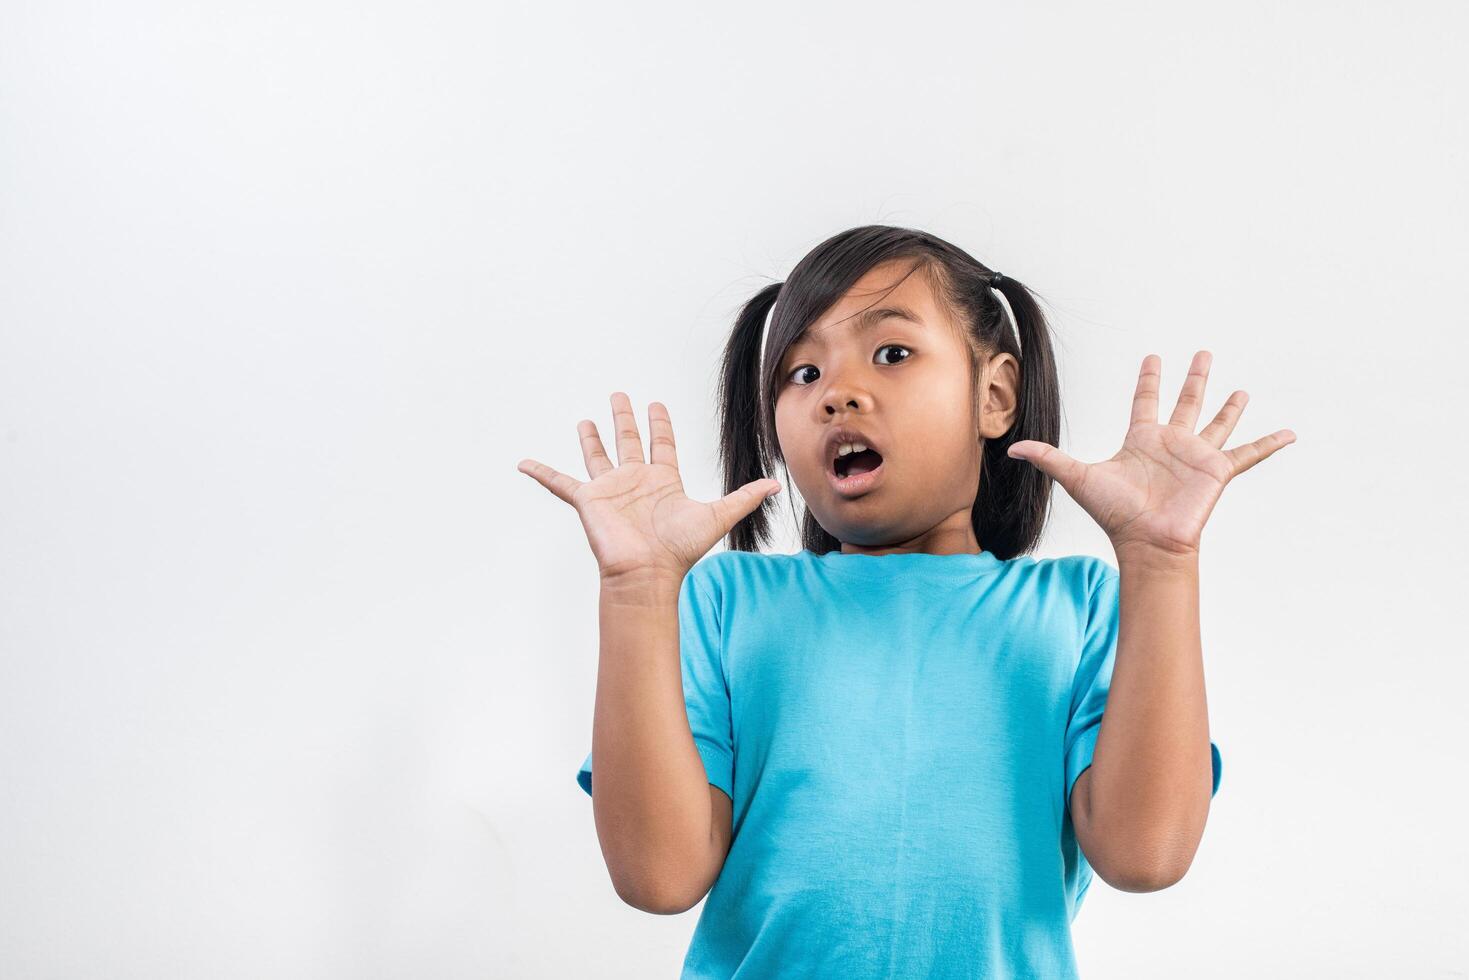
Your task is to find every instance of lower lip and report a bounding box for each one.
[827,459,885,497]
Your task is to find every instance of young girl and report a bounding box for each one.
[517,225,1294,978]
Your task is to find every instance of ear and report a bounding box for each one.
[977,353,1021,440]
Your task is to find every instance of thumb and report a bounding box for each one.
[1007,441,1086,493]
[710,478,782,533]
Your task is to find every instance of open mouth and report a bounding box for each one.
[828,446,886,495]
[833,448,884,479]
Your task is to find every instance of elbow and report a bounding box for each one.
[612,875,705,915]
[1101,863,1189,893]
[1085,811,1207,894]
[1096,850,1195,893]
[607,857,711,915]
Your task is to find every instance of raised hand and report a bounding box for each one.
[1005,351,1296,559]
[517,392,782,582]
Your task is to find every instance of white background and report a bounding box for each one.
[2,2,1465,977]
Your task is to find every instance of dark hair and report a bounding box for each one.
[715,224,1062,560]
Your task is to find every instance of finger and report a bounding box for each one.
[610,391,645,465]
[1130,354,1162,427]
[1223,429,1297,478]
[1197,390,1249,449]
[578,419,615,480]
[1007,440,1088,497]
[647,401,680,470]
[516,457,584,506]
[1168,350,1212,432]
[709,478,781,535]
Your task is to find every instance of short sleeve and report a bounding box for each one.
[576,563,736,802]
[1063,562,1222,817]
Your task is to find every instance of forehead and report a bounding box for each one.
[789,261,948,350]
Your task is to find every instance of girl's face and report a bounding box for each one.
[773,259,1019,556]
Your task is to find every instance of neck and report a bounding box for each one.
[838,511,982,557]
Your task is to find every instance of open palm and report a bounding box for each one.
[1006,351,1296,558]
[517,392,781,582]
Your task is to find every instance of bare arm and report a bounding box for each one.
[1070,548,1213,892]
[516,393,774,914]
[1015,353,1289,893]
[591,573,733,914]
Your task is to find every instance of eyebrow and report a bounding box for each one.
[788,304,926,352]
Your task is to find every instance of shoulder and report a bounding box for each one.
[1053,554,1120,590]
[1000,554,1119,616]
[688,547,774,581]
[685,548,795,600]
[1001,552,1117,587]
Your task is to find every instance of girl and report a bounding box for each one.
[517,225,1294,978]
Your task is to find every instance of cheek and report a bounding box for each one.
[772,409,808,469]
[897,379,981,460]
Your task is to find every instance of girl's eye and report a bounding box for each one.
[786,345,912,386]
[876,344,911,366]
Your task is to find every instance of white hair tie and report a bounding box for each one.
[757,300,778,405]
[990,273,1020,355]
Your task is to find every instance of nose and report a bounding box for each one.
[815,352,875,417]
[822,381,872,416]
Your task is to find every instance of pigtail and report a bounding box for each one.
[974,275,1062,560]
[716,282,783,552]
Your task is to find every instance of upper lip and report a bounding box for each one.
[822,425,885,473]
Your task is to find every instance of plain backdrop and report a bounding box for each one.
[2,2,1466,977]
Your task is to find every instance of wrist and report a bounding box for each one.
[600,567,686,605]
[1111,539,1200,574]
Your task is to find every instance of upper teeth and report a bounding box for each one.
[835,442,868,458]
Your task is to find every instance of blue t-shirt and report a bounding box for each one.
[576,547,1222,979]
